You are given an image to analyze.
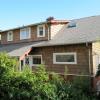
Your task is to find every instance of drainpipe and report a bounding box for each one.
[88,48,92,75]
[86,42,91,75]
[86,43,94,90]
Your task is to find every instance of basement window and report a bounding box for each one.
[53,53,77,64]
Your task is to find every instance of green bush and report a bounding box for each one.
[0,52,97,100]
[96,64,100,77]
[50,74,93,100]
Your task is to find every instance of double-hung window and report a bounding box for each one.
[53,53,77,64]
[7,31,13,41]
[20,27,31,40]
[37,25,45,37]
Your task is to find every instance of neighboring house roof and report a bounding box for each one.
[32,15,100,47]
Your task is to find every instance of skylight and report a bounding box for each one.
[68,21,76,28]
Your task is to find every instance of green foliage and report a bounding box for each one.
[96,64,100,77]
[0,52,97,100]
[0,52,18,77]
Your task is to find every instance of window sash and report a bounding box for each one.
[37,25,45,37]
[32,55,42,66]
[7,31,13,41]
[20,27,30,40]
[53,53,77,64]
[33,57,41,64]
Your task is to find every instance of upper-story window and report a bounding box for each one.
[7,31,13,41]
[20,27,31,40]
[37,25,45,37]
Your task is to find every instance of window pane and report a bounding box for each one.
[39,27,43,31]
[9,33,12,40]
[20,28,30,39]
[56,55,74,62]
[39,30,43,36]
[8,32,13,41]
[39,27,43,36]
[25,57,29,65]
[33,57,41,64]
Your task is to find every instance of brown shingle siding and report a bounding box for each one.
[30,43,93,75]
[1,24,49,44]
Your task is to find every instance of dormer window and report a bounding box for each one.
[37,25,45,37]
[20,27,31,40]
[7,31,13,41]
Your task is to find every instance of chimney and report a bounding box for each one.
[46,16,55,22]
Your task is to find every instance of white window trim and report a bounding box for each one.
[20,27,31,40]
[7,31,13,41]
[37,25,45,37]
[31,55,43,66]
[53,52,77,64]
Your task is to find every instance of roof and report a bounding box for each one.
[32,15,100,47]
[0,15,100,58]
[1,22,46,32]
[0,41,43,59]
[1,20,68,33]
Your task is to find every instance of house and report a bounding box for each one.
[0,16,100,78]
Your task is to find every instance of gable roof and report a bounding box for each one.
[32,15,100,47]
[0,15,100,58]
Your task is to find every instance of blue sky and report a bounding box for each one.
[0,0,100,30]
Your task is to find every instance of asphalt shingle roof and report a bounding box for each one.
[0,15,100,57]
[32,15,100,47]
[0,41,42,57]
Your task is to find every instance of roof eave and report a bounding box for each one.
[1,21,47,33]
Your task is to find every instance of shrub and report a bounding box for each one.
[96,64,100,77]
[0,52,97,100]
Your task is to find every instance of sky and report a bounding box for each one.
[0,0,100,30]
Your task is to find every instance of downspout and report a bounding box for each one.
[86,42,91,76]
[89,48,92,75]
[86,43,94,89]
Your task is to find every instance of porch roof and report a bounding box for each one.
[0,41,42,60]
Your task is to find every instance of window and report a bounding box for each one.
[25,57,30,65]
[53,53,77,64]
[32,55,42,65]
[20,27,31,40]
[7,31,13,41]
[68,21,76,28]
[37,25,45,37]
